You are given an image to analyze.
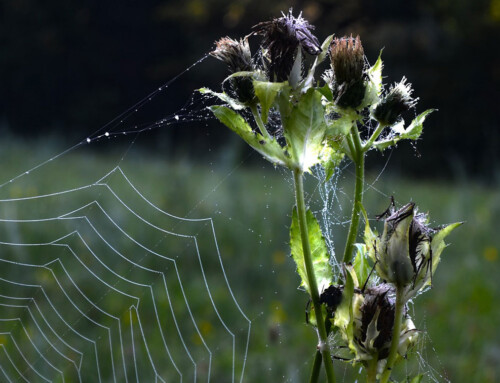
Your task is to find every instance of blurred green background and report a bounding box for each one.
[0,0,499,382]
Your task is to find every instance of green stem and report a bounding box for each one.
[342,128,365,264]
[250,104,272,141]
[380,287,405,383]
[309,351,323,383]
[345,133,357,161]
[366,357,378,383]
[293,169,336,383]
[363,123,386,152]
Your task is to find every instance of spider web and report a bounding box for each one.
[0,54,449,383]
[0,56,256,382]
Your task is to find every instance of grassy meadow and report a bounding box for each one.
[0,138,498,382]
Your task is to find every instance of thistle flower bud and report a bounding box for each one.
[253,10,321,82]
[374,78,417,125]
[328,35,366,109]
[210,37,255,103]
[376,202,435,290]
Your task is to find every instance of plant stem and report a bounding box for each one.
[379,287,405,383]
[363,123,386,152]
[342,127,365,264]
[366,357,378,383]
[309,351,322,383]
[250,104,272,141]
[293,169,336,383]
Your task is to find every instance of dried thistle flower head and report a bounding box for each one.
[328,35,366,109]
[210,37,255,103]
[374,78,418,125]
[253,9,321,82]
[210,36,253,73]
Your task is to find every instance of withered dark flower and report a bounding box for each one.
[374,78,417,125]
[320,284,344,315]
[253,10,321,82]
[329,35,366,109]
[210,37,255,103]
[358,284,396,359]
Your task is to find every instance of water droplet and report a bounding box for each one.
[174,115,179,121]
[105,132,109,137]
[86,138,91,143]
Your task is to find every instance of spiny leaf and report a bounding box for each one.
[360,204,379,262]
[290,208,332,294]
[403,108,436,140]
[199,88,246,110]
[361,50,383,108]
[326,113,355,137]
[302,34,334,90]
[209,105,289,166]
[368,51,384,96]
[282,88,328,172]
[317,83,333,101]
[320,144,344,182]
[431,221,462,272]
[374,109,435,151]
[253,80,288,124]
[353,244,372,289]
[333,265,354,341]
[307,302,328,328]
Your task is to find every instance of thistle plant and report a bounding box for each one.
[202,9,460,383]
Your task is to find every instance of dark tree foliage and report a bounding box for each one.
[1,0,499,178]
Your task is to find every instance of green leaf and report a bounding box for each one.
[374,109,435,151]
[302,34,334,90]
[326,112,355,137]
[290,208,332,294]
[360,204,379,262]
[353,244,372,289]
[209,105,289,166]
[361,51,383,108]
[289,47,303,88]
[199,88,246,110]
[431,221,462,273]
[403,108,435,140]
[224,70,267,84]
[333,265,354,341]
[307,302,328,328]
[368,51,383,96]
[225,70,263,80]
[253,81,288,124]
[275,84,292,119]
[320,144,344,181]
[282,88,328,172]
[317,83,333,101]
